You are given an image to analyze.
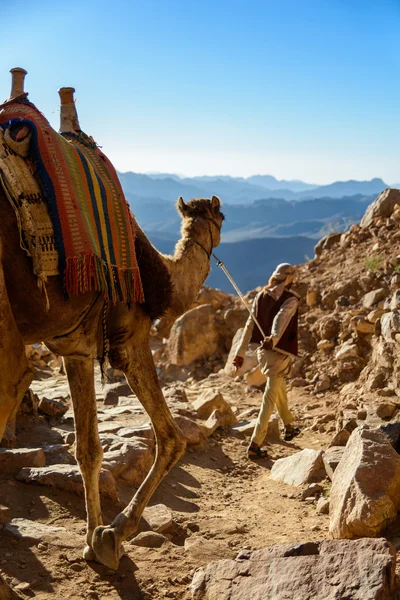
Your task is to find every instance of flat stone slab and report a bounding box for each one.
[189,538,397,600]
[3,518,82,548]
[16,464,118,500]
[98,422,124,434]
[117,424,154,440]
[0,448,45,474]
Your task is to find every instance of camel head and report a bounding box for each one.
[176,195,224,251]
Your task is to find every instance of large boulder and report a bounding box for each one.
[167,304,221,366]
[189,538,398,600]
[360,188,400,228]
[223,308,248,337]
[173,415,207,447]
[329,428,400,539]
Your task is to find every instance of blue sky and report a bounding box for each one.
[1,0,399,184]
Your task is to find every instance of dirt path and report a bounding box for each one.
[0,385,398,599]
[0,387,324,599]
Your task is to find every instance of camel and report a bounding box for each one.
[0,186,224,568]
[0,81,224,570]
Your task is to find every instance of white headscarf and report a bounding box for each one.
[267,263,296,298]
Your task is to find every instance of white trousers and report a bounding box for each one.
[250,349,294,446]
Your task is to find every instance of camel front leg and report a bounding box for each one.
[92,342,186,570]
[64,357,103,560]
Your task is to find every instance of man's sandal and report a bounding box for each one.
[247,445,269,459]
[284,427,301,441]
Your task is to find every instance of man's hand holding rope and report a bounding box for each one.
[259,336,273,351]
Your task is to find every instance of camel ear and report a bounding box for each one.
[177,196,187,214]
[211,195,221,213]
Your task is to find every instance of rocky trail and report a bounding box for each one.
[0,372,342,600]
[1,366,399,599]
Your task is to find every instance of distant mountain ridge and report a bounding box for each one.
[118,171,388,204]
[125,191,374,241]
[117,171,390,293]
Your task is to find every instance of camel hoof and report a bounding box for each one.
[92,526,122,570]
[83,545,97,561]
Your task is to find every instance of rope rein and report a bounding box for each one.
[211,251,267,339]
[192,212,267,339]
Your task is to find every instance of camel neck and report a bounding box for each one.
[164,235,212,317]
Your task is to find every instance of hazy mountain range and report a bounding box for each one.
[118,172,387,203]
[118,172,391,292]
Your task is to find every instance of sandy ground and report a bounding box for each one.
[1,383,399,600]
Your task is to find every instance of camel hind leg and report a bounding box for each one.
[0,255,33,444]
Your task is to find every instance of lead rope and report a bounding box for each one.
[211,252,267,339]
[97,297,110,383]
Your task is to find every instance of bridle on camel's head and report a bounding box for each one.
[190,211,253,330]
[191,212,224,260]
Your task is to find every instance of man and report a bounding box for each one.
[233,263,300,459]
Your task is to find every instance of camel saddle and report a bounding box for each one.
[0,96,144,306]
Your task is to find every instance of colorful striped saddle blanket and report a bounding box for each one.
[0,98,144,305]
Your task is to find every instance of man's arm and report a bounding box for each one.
[270,296,298,347]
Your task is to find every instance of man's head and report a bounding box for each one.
[269,263,296,288]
